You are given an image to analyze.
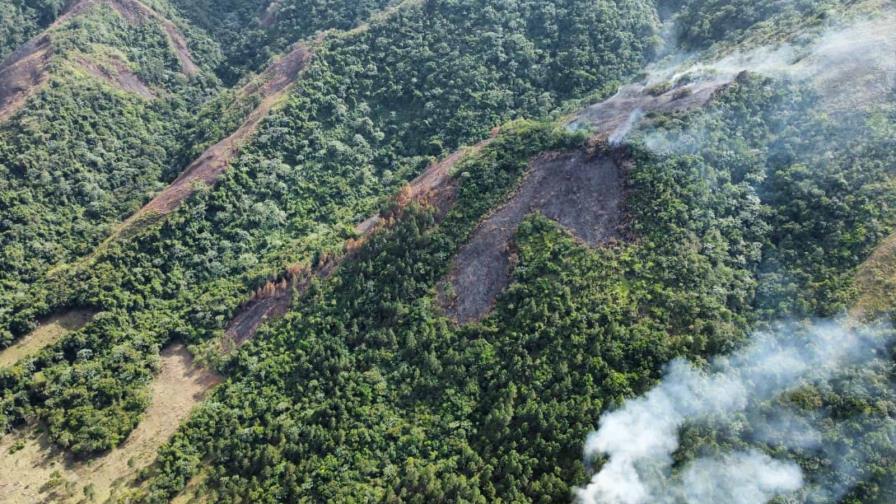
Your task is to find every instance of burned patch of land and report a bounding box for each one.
[74,55,155,99]
[0,35,52,122]
[224,135,495,345]
[431,71,736,325]
[440,150,625,324]
[0,0,199,122]
[568,74,732,142]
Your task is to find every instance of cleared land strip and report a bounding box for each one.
[0,343,221,503]
[0,311,95,369]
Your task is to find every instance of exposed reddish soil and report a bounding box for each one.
[0,0,198,121]
[223,134,496,344]
[126,44,311,222]
[74,55,155,99]
[225,259,337,346]
[439,150,626,324]
[0,35,52,122]
[357,137,495,236]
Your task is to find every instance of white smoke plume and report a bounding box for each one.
[609,108,643,146]
[575,321,893,504]
[624,9,896,159]
[656,11,896,110]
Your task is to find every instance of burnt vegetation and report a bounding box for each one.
[0,0,894,503]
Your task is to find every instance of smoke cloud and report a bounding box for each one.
[655,11,896,109]
[609,108,643,146]
[575,321,893,504]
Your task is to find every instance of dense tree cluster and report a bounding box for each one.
[0,0,894,501]
[1,0,657,455]
[0,2,224,347]
[136,76,896,501]
[662,0,845,49]
[168,0,394,84]
[0,0,65,60]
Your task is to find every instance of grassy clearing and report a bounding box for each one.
[0,343,220,503]
[0,311,95,369]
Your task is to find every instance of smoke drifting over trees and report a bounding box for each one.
[576,321,894,504]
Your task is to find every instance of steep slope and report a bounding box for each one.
[0,0,223,348]
[0,0,63,62]
[1,0,894,502]
[0,0,202,121]
[167,0,393,83]
[125,43,312,225]
[0,344,219,503]
[0,0,658,463]
[132,4,896,502]
[225,133,495,345]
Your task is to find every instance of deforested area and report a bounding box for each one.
[0,0,895,503]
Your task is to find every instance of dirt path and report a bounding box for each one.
[0,344,220,503]
[0,311,95,369]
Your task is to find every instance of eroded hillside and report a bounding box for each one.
[0,0,895,503]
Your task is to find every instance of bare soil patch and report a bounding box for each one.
[568,75,731,141]
[0,35,52,123]
[0,343,220,503]
[430,71,735,325]
[224,135,495,344]
[0,311,95,369]
[225,259,337,346]
[74,55,155,99]
[440,151,625,324]
[0,0,198,122]
[125,44,311,224]
[852,233,896,320]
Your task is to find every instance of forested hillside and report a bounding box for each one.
[0,0,894,502]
